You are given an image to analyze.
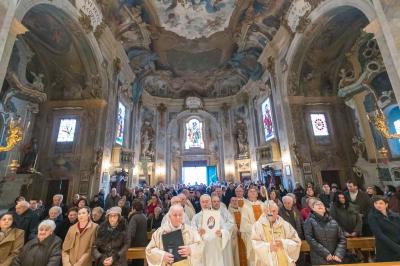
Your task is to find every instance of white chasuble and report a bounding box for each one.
[251,215,301,266]
[240,200,266,266]
[146,222,204,266]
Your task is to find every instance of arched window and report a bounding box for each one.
[185,118,204,149]
[387,106,400,157]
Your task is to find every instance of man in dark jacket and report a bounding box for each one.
[13,200,40,243]
[105,188,121,210]
[128,201,148,266]
[12,219,62,266]
[318,183,334,209]
[344,180,371,235]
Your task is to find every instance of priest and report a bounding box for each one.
[240,187,266,266]
[146,204,204,266]
[162,196,190,226]
[251,201,301,266]
[229,197,247,266]
[191,194,231,266]
[235,186,246,209]
[179,193,196,221]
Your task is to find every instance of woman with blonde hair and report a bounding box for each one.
[62,206,98,266]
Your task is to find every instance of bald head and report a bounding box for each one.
[211,195,221,210]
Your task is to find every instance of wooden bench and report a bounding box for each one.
[300,237,375,252]
[127,247,147,266]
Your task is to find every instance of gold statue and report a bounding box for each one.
[369,109,400,139]
[0,120,23,152]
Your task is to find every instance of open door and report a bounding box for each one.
[207,165,217,185]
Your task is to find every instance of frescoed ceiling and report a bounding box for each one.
[99,0,291,98]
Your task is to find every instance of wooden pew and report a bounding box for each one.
[300,237,375,252]
[127,247,147,266]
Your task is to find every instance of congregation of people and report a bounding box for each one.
[1,179,400,266]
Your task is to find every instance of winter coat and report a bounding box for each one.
[343,190,370,217]
[104,195,121,210]
[56,219,76,241]
[62,221,98,266]
[279,207,304,239]
[368,208,400,262]
[12,234,62,266]
[304,213,346,265]
[128,211,148,247]
[12,209,40,243]
[93,219,130,266]
[329,203,362,235]
[0,228,24,266]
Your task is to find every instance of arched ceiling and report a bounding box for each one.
[99,0,290,99]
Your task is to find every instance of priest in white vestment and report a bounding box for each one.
[240,188,266,266]
[211,195,235,266]
[191,194,231,266]
[179,193,196,221]
[146,205,204,266]
[228,197,245,266]
[235,186,246,209]
[251,201,301,266]
[162,196,190,226]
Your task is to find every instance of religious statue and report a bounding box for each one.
[235,118,249,158]
[18,138,38,173]
[140,121,155,160]
[352,136,366,160]
[30,71,45,91]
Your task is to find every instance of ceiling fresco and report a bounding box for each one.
[99,0,290,98]
[151,0,237,39]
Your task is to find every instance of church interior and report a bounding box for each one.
[1,0,400,265]
[1,0,400,210]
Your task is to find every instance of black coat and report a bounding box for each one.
[93,218,130,266]
[55,219,76,241]
[12,234,62,266]
[279,207,304,239]
[368,209,400,262]
[329,202,362,235]
[128,212,148,247]
[12,209,40,243]
[304,213,346,265]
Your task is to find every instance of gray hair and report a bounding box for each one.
[17,200,29,208]
[54,194,63,201]
[282,195,294,203]
[49,206,62,215]
[38,219,56,231]
[265,200,279,210]
[92,206,104,214]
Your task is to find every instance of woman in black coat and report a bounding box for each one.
[329,192,362,237]
[93,207,130,266]
[368,195,400,262]
[304,199,346,265]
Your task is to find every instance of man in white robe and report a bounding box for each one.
[162,196,190,226]
[179,192,196,221]
[211,195,235,266]
[146,205,204,266]
[191,194,230,266]
[235,186,246,209]
[240,188,266,266]
[251,201,301,266]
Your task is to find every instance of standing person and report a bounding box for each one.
[0,213,24,265]
[318,183,333,210]
[146,205,204,266]
[344,180,371,235]
[12,200,40,243]
[128,201,148,266]
[279,196,304,239]
[12,220,62,266]
[104,188,121,210]
[240,188,266,266]
[228,197,246,266]
[251,201,301,266]
[42,194,67,219]
[93,207,130,266]
[62,207,98,266]
[56,207,78,241]
[304,200,346,265]
[368,196,400,262]
[330,192,362,237]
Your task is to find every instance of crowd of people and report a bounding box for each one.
[1,179,400,265]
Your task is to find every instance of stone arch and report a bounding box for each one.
[13,0,109,96]
[166,109,223,184]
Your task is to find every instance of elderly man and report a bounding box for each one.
[146,205,204,266]
[252,201,301,266]
[42,194,67,220]
[162,196,190,226]
[105,188,121,210]
[240,188,266,266]
[13,200,40,242]
[12,219,62,266]
[179,192,196,221]
[229,197,247,266]
[279,196,304,239]
[191,194,230,266]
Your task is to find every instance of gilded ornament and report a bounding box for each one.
[0,120,23,153]
[78,10,93,33]
[94,21,107,39]
[369,109,400,139]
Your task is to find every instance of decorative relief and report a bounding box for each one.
[76,0,104,36]
[140,121,155,161]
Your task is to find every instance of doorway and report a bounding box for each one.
[321,170,341,189]
[46,179,69,206]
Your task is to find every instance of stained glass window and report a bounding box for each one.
[262,98,275,141]
[57,119,77,142]
[185,119,204,149]
[115,102,126,145]
[311,113,329,136]
[394,120,400,143]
